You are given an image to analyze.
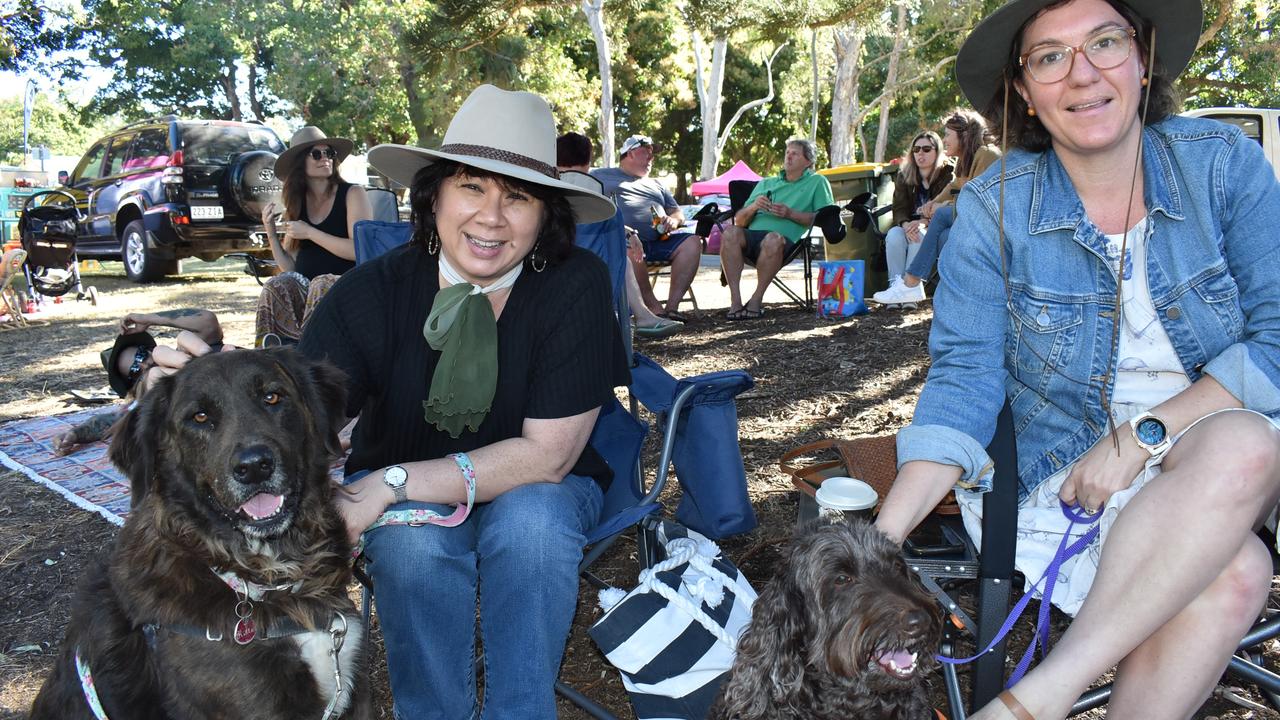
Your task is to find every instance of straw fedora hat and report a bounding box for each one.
[274,126,355,178]
[956,0,1203,111]
[368,85,616,224]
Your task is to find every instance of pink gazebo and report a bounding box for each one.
[690,160,762,198]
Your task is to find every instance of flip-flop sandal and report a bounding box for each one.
[727,306,765,321]
[69,388,121,404]
[657,310,690,323]
[634,318,683,338]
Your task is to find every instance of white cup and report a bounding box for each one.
[815,476,878,523]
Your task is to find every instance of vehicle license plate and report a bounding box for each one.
[191,205,224,220]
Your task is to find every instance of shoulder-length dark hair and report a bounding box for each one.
[281,152,341,222]
[983,0,1182,153]
[898,130,950,190]
[408,159,576,266]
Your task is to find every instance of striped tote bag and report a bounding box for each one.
[588,521,756,719]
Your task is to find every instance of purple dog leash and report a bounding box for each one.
[936,499,1101,688]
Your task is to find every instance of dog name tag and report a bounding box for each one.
[234,616,257,644]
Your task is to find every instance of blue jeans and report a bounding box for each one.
[906,203,955,281]
[362,474,603,719]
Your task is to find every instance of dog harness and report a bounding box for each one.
[75,570,354,720]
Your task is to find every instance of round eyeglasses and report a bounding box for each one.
[1020,26,1136,85]
[912,145,936,154]
[308,147,337,161]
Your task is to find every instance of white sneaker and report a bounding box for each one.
[872,277,927,305]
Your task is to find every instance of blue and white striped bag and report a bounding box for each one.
[588,521,756,719]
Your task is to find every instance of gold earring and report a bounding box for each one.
[1141,76,1149,87]
[1027,106,1036,117]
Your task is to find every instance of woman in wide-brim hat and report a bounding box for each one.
[875,1,1280,718]
[255,126,372,345]
[297,84,625,717]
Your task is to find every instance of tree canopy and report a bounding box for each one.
[7,0,1278,194]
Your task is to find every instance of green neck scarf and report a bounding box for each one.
[422,253,523,437]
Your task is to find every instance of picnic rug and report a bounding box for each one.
[0,409,347,527]
[1,409,131,526]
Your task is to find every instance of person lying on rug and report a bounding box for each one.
[53,309,229,455]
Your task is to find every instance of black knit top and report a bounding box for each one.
[294,181,356,279]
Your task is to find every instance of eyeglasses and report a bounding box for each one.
[912,145,936,154]
[308,147,337,161]
[1020,26,1137,85]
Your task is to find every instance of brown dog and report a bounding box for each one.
[712,519,942,720]
[31,348,371,720]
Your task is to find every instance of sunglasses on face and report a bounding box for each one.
[912,145,936,153]
[308,147,337,161]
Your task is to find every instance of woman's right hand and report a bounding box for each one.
[920,201,936,220]
[335,472,394,545]
[261,202,279,231]
[904,220,926,243]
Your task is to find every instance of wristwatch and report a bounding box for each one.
[382,465,408,504]
[1128,412,1172,461]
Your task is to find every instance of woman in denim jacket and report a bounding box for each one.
[876,1,1280,718]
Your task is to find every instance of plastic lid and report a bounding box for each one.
[815,477,878,511]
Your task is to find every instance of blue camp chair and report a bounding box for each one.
[347,209,758,719]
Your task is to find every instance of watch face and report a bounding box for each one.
[384,466,407,488]
[1136,417,1167,446]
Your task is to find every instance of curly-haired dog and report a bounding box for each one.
[712,519,942,720]
[31,348,371,720]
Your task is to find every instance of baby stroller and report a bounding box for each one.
[18,190,98,307]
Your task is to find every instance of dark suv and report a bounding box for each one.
[64,116,286,282]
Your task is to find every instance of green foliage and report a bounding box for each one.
[1183,1,1280,109]
[0,92,113,165]
[0,0,78,73]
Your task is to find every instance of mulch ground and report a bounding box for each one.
[0,264,1277,718]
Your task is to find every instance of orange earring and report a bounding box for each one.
[1027,106,1037,117]
[1141,76,1149,87]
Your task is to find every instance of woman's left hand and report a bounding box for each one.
[334,473,392,545]
[1059,428,1149,514]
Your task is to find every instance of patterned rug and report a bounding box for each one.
[0,408,349,527]
[0,408,131,526]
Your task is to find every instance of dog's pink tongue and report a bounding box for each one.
[239,493,283,520]
[876,649,916,671]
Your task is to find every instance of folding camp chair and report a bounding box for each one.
[921,402,1280,718]
[716,178,835,311]
[366,187,400,223]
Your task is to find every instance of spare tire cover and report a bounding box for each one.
[227,150,282,218]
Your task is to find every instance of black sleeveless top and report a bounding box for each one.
[294,181,356,280]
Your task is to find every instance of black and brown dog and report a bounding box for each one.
[712,519,943,720]
[31,348,371,720]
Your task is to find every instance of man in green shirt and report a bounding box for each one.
[720,138,834,319]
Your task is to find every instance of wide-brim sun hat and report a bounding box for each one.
[100,331,157,398]
[367,85,616,225]
[956,0,1204,111]
[274,126,355,178]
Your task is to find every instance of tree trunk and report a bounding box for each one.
[810,28,819,141]
[830,23,865,165]
[873,3,908,163]
[693,31,728,179]
[396,47,431,146]
[221,67,242,121]
[582,0,615,167]
[247,63,264,122]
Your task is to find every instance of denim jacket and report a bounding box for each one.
[897,116,1280,502]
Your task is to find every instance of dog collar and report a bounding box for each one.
[211,567,303,644]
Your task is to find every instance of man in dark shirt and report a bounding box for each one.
[592,135,702,321]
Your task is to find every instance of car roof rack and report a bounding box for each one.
[118,114,180,130]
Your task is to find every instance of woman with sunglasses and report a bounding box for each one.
[876,0,1280,718]
[875,130,954,300]
[256,126,373,344]
[874,110,1000,306]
